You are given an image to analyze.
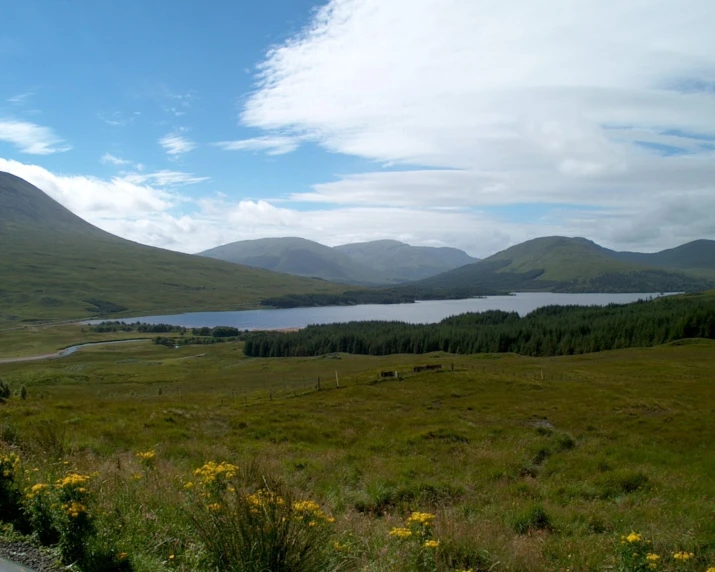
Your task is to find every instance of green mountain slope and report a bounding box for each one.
[0,172,345,323]
[334,239,478,282]
[201,237,478,285]
[200,237,390,285]
[412,236,714,294]
[611,239,715,278]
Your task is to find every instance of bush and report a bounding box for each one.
[0,379,11,399]
[187,462,336,572]
[512,505,552,534]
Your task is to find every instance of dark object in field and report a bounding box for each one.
[413,364,442,372]
[380,370,399,378]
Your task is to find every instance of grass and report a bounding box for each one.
[1,335,714,570]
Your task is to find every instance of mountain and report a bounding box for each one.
[610,240,715,277]
[200,237,390,285]
[412,236,715,295]
[0,172,345,323]
[334,239,478,282]
[201,238,477,284]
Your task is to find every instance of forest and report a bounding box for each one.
[244,293,715,357]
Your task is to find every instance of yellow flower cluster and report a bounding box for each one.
[0,453,21,479]
[292,499,335,523]
[622,532,643,544]
[646,553,660,570]
[207,502,222,512]
[706,567,715,572]
[424,539,440,549]
[673,551,694,561]
[25,483,49,500]
[389,527,413,539]
[55,473,90,491]
[62,501,87,518]
[246,489,285,510]
[135,450,156,461]
[193,461,238,486]
[407,512,436,527]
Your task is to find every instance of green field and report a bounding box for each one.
[1,335,714,571]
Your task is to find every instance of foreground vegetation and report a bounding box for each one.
[1,336,714,571]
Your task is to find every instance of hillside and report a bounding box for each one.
[334,239,477,282]
[411,236,715,295]
[611,239,715,277]
[201,237,477,284]
[0,172,345,323]
[200,237,390,285]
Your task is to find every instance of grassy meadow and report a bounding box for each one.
[1,332,714,571]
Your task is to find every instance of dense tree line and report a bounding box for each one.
[89,321,187,333]
[244,294,715,358]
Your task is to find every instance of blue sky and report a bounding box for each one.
[2,0,715,257]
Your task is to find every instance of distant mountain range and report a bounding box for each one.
[200,237,478,284]
[0,172,345,323]
[2,171,714,322]
[411,236,715,295]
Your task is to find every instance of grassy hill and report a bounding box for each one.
[611,239,715,278]
[334,239,477,282]
[0,172,345,323]
[411,236,714,294]
[200,237,391,285]
[200,238,477,285]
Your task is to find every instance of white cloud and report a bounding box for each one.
[159,133,197,155]
[101,152,130,166]
[0,158,175,220]
[0,119,70,154]
[214,136,299,155]
[7,92,33,105]
[122,170,209,187]
[237,0,715,248]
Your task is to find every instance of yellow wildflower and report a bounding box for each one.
[207,502,222,512]
[673,551,694,561]
[625,532,643,544]
[424,539,440,549]
[183,481,195,489]
[389,527,412,539]
[136,450,156,461]
[407,511,436,527]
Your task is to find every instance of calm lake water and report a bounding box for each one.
[112,292,669,330]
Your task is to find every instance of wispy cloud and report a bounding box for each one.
[7,92,33,105]
[0,119,70,154]
[238,0,715,250]
[159,133,197,155]
[123,170,208,187]
[214,136,299,155]
[100,152,131,166]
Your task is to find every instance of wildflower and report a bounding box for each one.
[183,481,195,489]
[193,461,238,488]
[389,527,413,539]
[624,532,643,544]
[55,473,90,490]
[646,554,660,562]
[26,483,49,499]
[424,539,440,549]
[207,503,222,512]
[673,551,694,561]
[407,511,436,527]
[168,555,175,560]
[706,568,715,572]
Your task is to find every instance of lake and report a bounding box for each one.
[110,292,670,330]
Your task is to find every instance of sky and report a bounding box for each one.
[1,0,715,258]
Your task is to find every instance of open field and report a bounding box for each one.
[1,338,714,571]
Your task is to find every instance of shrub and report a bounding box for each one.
[0,379,10,399]
[512,505,552,534]
[187,462,336,572]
